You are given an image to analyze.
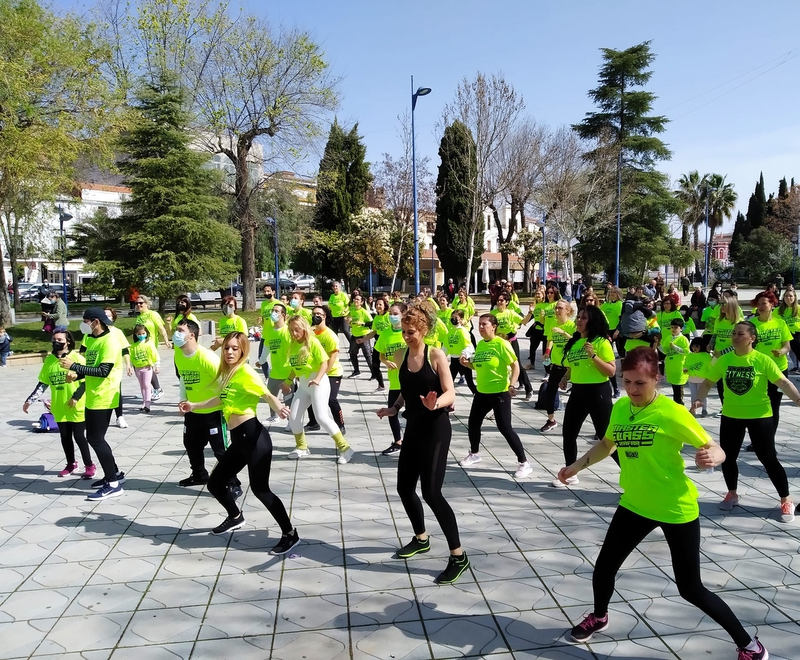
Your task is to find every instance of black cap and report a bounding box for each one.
[83,307,114,325]
[670,317,685,328]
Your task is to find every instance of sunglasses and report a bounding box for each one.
[135,302,146,306]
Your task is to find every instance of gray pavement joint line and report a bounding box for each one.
[334,393,356,660]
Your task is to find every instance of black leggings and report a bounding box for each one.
[593,506,750,648]
[397,415,461,550]
[349,336,377,380]
[719,415,789,497]
[509,338,532,395]
[85,408,119,482]
[330,316,351,342]
[151,371,161,391]
[115,385,123,419]
[58,421,92,466]
[790,332,800,367]
[543,365,567,416]
[370,348,386,386]
[307,376,344,429]
[207,417,293,532]
[528,325,545,366]
[767,369,788,432]
[387,389,402,442]
[468,391,526,463]
[561,381,615,466]
[672,384,684,405]
[449,357,476,394]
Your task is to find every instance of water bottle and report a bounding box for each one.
[543,356,551,367]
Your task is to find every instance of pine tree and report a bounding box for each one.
[728,211,749,263]
[779,177,789,199]
[746,172,767,231]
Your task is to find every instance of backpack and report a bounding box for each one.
[37,412,59,433]
[535,380,560,411]
[620,298,654,337]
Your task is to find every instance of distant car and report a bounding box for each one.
[219,283,243,298]
[261,278,296,293]
[292,274,316,291]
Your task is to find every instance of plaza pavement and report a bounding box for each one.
[0,336,799,659]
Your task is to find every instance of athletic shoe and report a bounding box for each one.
[337,447,354,464]
[287,448,312,459]
[736,637,769,660]
[525,363,535,370]
[460,452,482,467]
[382,442,402,456]
[152,389,164,401]
[347,372,361,379]
[780,500,795,523]
[569,612,609,642]
[397,536,430,558]
[86,482,123,501]
[270,529,300,555]
[339,425,347,435]
[551,476,579,488]
[58,462,78,477]
[540,420,558,432]
[143,407,150,413]
[92,471,125,489]
[266,414,277,423]
[179,474,209,487]
[435,552,470,584]
[612,389,621,399]
[515,461,533,479]
[745,443,755,452]
[719,493,740,511]
[373,386,386,394]
[523,393,533,402]
[211,513,245,535]
[116,416,128,429]
[230,485,244,500]
[303,422,321,432]
[82,464,96,479]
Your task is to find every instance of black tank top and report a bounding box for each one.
[399,345,446,420]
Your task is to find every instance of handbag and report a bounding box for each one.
[37,412,59,433]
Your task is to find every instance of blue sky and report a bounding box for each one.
[56,0,800,229]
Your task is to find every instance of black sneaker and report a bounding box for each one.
[347,372,361,379]
[304,422,321,432]
[91,471,125,489]
[270,529,300,555]
[397,536,430,558]
[435,552,470,584]
[179,474,209,487]
[570,613,609,642]
[382,442,402,456]
[540,420,557,432]
[211,513,245,535]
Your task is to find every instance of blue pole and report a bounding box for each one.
[274,220,279,294]
[412,75,420,295]
[368,263,373,297]
[57,207,69,314]
[540,212,546,284]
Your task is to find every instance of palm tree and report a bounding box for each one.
[674,171,705,275]
[704,174,737,249]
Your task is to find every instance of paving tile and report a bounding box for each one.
[198,600,278,639]
[36,611,133,655]
[118,606,205,645]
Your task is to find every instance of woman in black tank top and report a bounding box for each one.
[377,302,470,585]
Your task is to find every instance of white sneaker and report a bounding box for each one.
[718,493,740,511]
[373,386,386,394]
[780,500,795,523]
[266,414,277,423]
[551,475,579,488]
[116,416,128,429]
[287,448,311,460]
[337,447,354,464]
[460,453,482,467]
[515,461,533,478]
[152,389,163,401]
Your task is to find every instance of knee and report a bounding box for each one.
[207,470,226,495]
[676,581,707,606]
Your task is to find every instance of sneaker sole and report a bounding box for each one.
[211,520,245,535]
[270,537,300,556]
[515,470,533,479]
[435,558,471,584]
[569,621,609,642]
[397,546,430,559]
[86,489,123,501]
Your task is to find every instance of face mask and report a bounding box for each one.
[389,314,401,327]
[270,311,281,323]
[311,314,323,326]
[177,303,187,311]
[290,299,300,309]
[223,306,234,317]
[80,321,93,335]
[52,341,66,354]
[450,317,459,325]
[172,331,188,347]
[708,299,718,307]
[137,335,147,342]
[264,293,273,299]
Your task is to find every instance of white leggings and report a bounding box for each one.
[289,373,339,436]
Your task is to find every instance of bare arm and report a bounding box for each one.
[692,379,716,408]
[776,376,800,404]
[558,437,617,482]
[695,440,725,468]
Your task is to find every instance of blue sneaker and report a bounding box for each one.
[87,482,123,501]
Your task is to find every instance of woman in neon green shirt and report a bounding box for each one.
[490,293,533,400]
[559,348,768,659]
[525,288,547,370]
[135,296,170,401]
[710,295,743,357]
[777,288,800,373]
[446,309,476,394]
[554,305,617,487]
[693,321,800,523]
[355,298,390,394]
[286,316,353,464]
[179,332,299,553]
[347,294,377,382]
[540,300,576,433]
[211,296,248,350]
[375,303,408,455]
[23,329,95,478]
[304,306,346,436]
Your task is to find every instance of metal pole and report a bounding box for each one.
[412,75,420,296]
[368,263,373,297]
[540,212,546,284]
[57,206,69,314]
[274,221,279,295]
[431,245,436,292]
[704,189,710,288]
[615,149,622,287]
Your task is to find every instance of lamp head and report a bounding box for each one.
[415,87,432,97]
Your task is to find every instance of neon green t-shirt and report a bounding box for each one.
[314,327,343,378]
[701,305,719,334]
[171,312,199,333]
[657,310,682,330]
[219,364,268,420]
[288,305,312,324]
[288,336,328,378]
[542,302,558,338]
[436,306,452,329]
[130,338,160,369]
[175,345,222,413]
[707,350,784,419]
[624,338,651,353]
[260,298,278,330]
[550,320,577,367]
[491,308,524,337]
[777,307,800,334]
[606,395,710,524]
[472,336,516,394]
[83,331,123,410]
[329,291,350,318]
[684,351,711,381]
[712,316,740,352]
[682,316,697,338]
[264,325,292,380]
[600,300,623,331]
[136,310,165,343]
[423,318,449,348]
[372,312,392,337]
[218,313,248,337]
[663,333,690,385]
[452,297,475,321]
[446,325,472,357]
[39,352,85,423]
[751,315,792,372]
[564,337,615,384]
[375,329,406,390]
[348,307,372,338]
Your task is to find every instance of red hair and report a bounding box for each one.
[751,291,779,308]
[621,346,659,379]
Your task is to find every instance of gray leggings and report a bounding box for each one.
[267,377,294,408]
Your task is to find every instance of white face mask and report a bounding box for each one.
[80,321,93,335]
[223,306,234,317]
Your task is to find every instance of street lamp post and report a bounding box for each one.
[265,216,279,294]
[703,184,717,288]
[57,206,72,313]
[431,243,436,293]
[537,212,546,285]
[411,76,431,296]
[614,148,622,287]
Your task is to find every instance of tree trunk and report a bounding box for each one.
[389,227,406,293]
[241,222,256,310]
[234,136,257,311]
[0,243,12,326]
[8,250,20,313]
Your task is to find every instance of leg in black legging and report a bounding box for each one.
[716,379,725,405]
[387,390,402,442]
[528,326,544,366]
[560,387,592,465]
[328,376,344,429]
[748,417,790,498]
[418,417,461,550]
[348,336,361,373]
[208,430,250,518]
[359,339,377,381]
[370,348,384,387]
[672,384,684,405]
[115,385,123,420]
[467,392,495,454]
[767,369,788,432]
[790,332,800,369]
[70,421,92,465]
[663,517,752,648]
[450,357,476,394]
[59,423,77,464]
[510,340,532,395]
[544,365,566,417]
[719,415,747,493]
[586,382,618,465]
[85,408,118,482]
[491,392,527,463]
[246,421,293,533]
[396,435,424,535]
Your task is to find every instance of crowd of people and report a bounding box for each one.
[17,276,800,659]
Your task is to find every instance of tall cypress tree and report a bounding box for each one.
[746,172,767,231]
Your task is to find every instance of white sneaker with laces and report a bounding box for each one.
[337,447,355,464]
[460,453,482,467]
[551,475,579,488]
[116,416,128,429]
[515,461,533,478]
[287,448,311,460]
[780,500,795,523]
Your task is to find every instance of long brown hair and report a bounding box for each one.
[216,332,249,390]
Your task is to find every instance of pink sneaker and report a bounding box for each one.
[58,462,78,477]
[82,464,97,480]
